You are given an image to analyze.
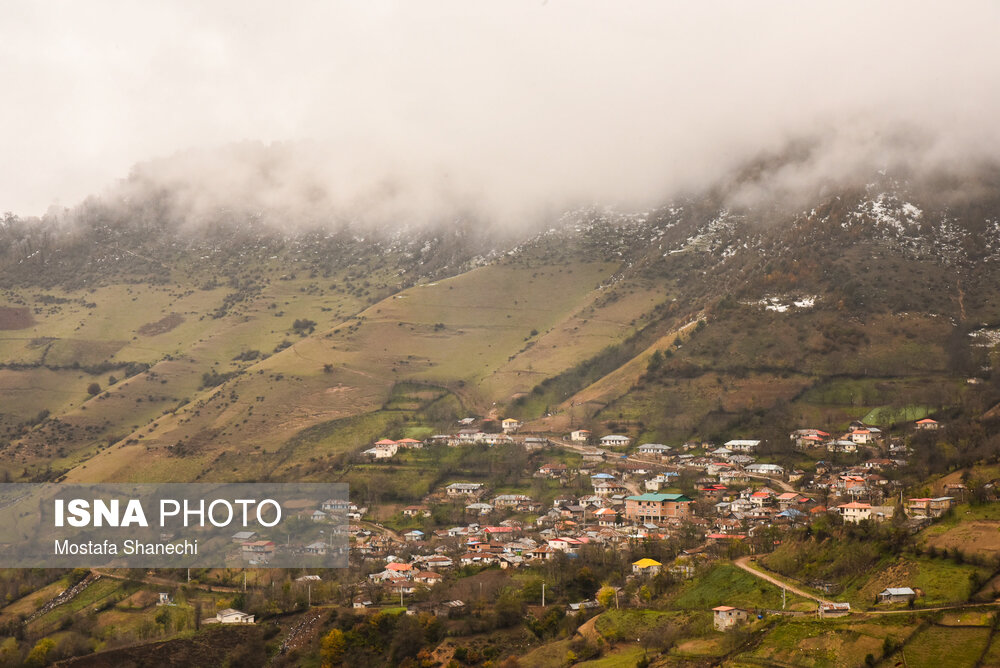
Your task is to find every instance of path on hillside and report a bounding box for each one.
[733,557,832,605]
[360,520,403,542]
[744,473,796,493]
[733,557,1000,616]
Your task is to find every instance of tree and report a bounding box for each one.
[87,382,101,396]
[320,628,346,667]
[494,589,525,628]
[597,585,616,609]
[155,607,172,633]
[389,614,424,664]
[24,638,54,667]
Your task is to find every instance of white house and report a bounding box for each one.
[212,609,255,624]
[637,443,672,457]
[446,483,483,497]
[745,463,784,476]
[364,439,399,459]
[501,418,522,434]
[600,435,631,447]
[724,439,761,452]
[570,429,591,443]
[845,429,874,445]
[837,501,872,523]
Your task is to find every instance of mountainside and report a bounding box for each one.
[2,159,1000,484]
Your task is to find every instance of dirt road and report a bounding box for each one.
[733,556,831,605]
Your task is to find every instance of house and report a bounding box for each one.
[413,571,443,585]
[600,435,631,447]
[818,602,851,618]
[567,600,601,613]
[537,463,568,478]
[645,472,680,491]
[404,530,425,542]
[321,499,351,513]
[231,531,257,543]
[593,481,627,497]
[745,463,784,476]
[907,497,954,518]
[846,429,874,445]
[582,450,606,463]
[396,438,423,448]
[877,587,916,604]
[446,482,484,497]
[241,540,275,562]
[211,608,255,624]
[570,429,591,443]
[493,494,532,508]
[465,502,494,516]
[593,507,618,526]
[637,443,672,457]
[632,558,662,575]
[837,502,872,523]
[424,555,454,569]
[528,545,556,561]
[713,606,748,631]
[364,439,399,459]
[311,510,327,522]
[386,581,419,596]
[481,432,513,446]
[305,541,327,555]
[433,600,466,618]
[827,439,858,453]
[915,418,940,430]
[523,436,549,450]
[776,492,810,509]
[790,429,830,449]
[725,439,761,453]
[402,505,429,518]
[624,493,693,522]
[501,418,522,434]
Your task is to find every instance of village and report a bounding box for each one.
[298,414,969,630]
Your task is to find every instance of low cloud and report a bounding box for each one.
[2,2,999,226]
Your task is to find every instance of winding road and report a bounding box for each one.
[734,556,832,605]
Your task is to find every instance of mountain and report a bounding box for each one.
[1,153,999,485]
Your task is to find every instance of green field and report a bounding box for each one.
[740,616,916,668]
[671,564,812,612]
[901,624,990,668]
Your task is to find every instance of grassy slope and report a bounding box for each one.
[51,258,671,482]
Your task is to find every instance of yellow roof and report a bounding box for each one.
[632,558,662,568]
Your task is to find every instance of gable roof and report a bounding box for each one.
[632,558,662,568]
[627,493,693,503]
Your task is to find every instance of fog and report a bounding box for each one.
[2,2,999,226]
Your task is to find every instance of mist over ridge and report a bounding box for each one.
[2,2,999,231]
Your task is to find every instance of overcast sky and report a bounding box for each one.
[2,1,999,220]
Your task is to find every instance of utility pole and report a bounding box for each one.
[243,572,246,592]
[308,584,311,607]
[782,587,786,610]
[542,582,545,607]
[187,568,190,583]
[615,589,619,610]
